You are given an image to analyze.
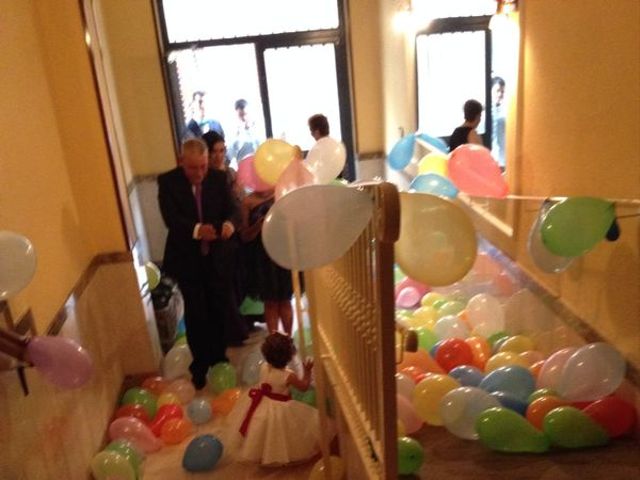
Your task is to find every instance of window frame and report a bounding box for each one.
[152,0,356,180]
[414,15,493,149]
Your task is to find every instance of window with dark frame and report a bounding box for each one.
[153,0,356,180]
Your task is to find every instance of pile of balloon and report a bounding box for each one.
[393,260,636,473]
[90,329,240,479]
[237,136,347,198]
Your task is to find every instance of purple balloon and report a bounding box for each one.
[27,336,93,389]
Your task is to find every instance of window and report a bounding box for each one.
[155,0,355,179]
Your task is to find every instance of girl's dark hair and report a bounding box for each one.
[261,332,295,369]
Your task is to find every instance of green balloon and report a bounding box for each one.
[105,440,143,475]
[540,197,615,257]
[476,407,550,453]
[144,262,161,291]
[487,331,509,348]
[397,436,424,475]
[528,388,558,403]
[394,265,407,284]
[543,406,609,448]
[330,178,349,187]
[207,362,237,394]
[90,451,135,480]
[291,386,317,407]
[431,299,448,310]
[293,327,314,357]
[414,327,438,352]
[239,296,265,315]
[121,387,157,418]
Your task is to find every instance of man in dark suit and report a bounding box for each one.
[158,138,236,389]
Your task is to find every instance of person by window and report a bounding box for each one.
[448,99,483,151]
[183,90,225,141]
[228,98,262,167]
[491,76,506,168]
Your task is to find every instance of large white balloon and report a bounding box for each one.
[262,185,373,270]
[163,344,193,381]
[0,231,37,300]
[305,137,347,184]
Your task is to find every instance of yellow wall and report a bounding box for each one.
[98,0,176,176]
[0,0,125,331]
[514,0,640,366]
[349,0,384,154]
[378,0,640,366]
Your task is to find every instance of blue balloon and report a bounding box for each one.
[479,366,535,401]
[177,317,186,335]
[490,391,529,416]
[449,365,484,387]
[416,133,449,153]
[183,435,223,472]
[186,398,212,425]
[430,339,446,359]
[388,134,416,170]
[409,174,459,198]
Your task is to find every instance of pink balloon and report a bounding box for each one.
[237,155,272,192]
[396,286,421,309]
[275,159,314,200]
[397,394,423,434]
[394,277,431,299]
[165,378,196,404]
[26,336,93,389]
[448,144,508,198]
[109,417,162,453]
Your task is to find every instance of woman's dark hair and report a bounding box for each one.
[202,130,225,150]
[308,114,330,137]
[261,332,295,369]
[463,99,483,121]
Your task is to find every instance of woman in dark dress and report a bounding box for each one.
[240,189,293,335]
[448,99,484,151]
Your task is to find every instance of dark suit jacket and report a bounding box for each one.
[158,167,235,282]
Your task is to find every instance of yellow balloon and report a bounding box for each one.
[420,292,444,307]
[254,139,296,186]
[412,374,460,425]
[309,456,345,480]
[484,352,530,372]
[404,306,437,329]
[157,392,180,407]
[417,153,448,177]
[396,192,477,287]
[498,335,535,354]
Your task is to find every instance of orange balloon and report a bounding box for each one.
[529,360,545,379]
[141,376,169,396]
[211,388,242,416]
[160,418,193,444]
[526,396,568,430]
[397,350,444,374]
[464,336,491,370]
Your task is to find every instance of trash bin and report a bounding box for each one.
[151,275,184,354]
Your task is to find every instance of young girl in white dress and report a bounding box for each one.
[223,332,322,466]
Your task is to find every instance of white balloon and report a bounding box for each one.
[262,185,373,270]
[527,201,574,273]
[0,231,37,300]
[440,387,501,440]
[305,137,347,184]
[434,315,470,340]
[466,293,505,337]
[396,372,415,400]
[162,344,193,381]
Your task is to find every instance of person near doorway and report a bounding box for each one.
[308,113,330,141]
[183,90,225,141]
[448,99,484,151]
[228,98,262,167]
[491,76,506,168]
[239,189,293,336]
[157,138,237,390]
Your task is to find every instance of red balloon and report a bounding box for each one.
[435,338,474,372]
[583,396,637,438]
[149,404,184,437]
[114,404,150,425]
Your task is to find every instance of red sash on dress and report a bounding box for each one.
[239,382,291,437]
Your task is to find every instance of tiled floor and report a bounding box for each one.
[142,325,317,479]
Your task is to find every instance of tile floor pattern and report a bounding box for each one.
[142,325,317,479]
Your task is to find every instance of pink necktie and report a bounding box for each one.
[194,184,210,255]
